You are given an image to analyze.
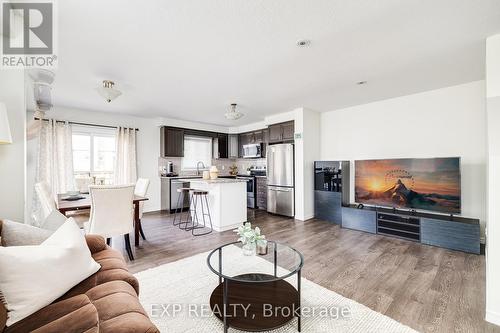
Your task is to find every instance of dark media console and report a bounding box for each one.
[341,205,480,254]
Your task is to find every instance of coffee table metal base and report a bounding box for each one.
[209,273,300,332]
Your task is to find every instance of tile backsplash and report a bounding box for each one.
[159,157,266,176]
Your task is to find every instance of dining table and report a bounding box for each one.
[56,193,148,247]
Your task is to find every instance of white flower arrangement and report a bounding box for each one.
[234,222,266,245]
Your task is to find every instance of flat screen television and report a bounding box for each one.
[355,157,461,214]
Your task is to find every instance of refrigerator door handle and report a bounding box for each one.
[268,187,292,192]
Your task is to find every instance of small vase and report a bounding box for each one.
[256,240,268,255]
[242,242,256,256]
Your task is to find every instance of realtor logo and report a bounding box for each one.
[1,0,57,68]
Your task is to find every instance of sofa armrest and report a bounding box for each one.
[85,235,108,254]
[1,301,7,333]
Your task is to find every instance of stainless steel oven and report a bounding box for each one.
[237,175,256,208]
[242,143,263,158]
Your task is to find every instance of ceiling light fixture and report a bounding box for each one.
[356,81,368,85]
[96,80,122,103]
[29,69,55,114]
[224,103,244,120]
[296,39,311,47]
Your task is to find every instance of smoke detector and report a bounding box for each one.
[296,39,311,47]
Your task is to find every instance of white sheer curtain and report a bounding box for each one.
[32,119,75,225]
[114,127,137,185]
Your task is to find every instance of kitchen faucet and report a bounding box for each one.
[196,161,206,176]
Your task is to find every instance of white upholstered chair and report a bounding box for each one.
[85,185,136,260]
[134,178,150,240]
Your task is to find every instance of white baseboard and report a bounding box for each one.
[486,310,500,326]
[213,222,244,232]
[303,214,315,221]
[294,214,314,221]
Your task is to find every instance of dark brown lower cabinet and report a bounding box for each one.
[256,176,267,210]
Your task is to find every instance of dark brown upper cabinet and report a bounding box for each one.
[160,126,184,157]
[217,133,228,159]
[252,130,263,143]
[268,121,294,143]
[238,130,267,157]
[238,132,251,157]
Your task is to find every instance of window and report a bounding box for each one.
[72,126,116,185]
[181,135,212,170]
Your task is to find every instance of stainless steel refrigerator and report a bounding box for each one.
[266,143,294,217]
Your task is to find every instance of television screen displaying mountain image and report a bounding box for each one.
[355,157,461,214]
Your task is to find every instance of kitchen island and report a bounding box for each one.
[188,178,247,232]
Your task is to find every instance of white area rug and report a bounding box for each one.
[135,246,418,333]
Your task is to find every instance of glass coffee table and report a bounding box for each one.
[207,241,304,332]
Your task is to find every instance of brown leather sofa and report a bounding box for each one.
[0,222,159,333]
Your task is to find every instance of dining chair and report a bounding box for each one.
[85,184,136,260]
[134,178,150,240]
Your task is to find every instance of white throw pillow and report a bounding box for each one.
[0,218,101,326]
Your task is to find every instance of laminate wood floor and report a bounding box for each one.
[123,209,498,333]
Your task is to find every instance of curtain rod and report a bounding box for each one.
[33,118,139,131]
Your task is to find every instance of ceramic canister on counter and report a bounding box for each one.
[209,166,219,180]
[203,170,210,180]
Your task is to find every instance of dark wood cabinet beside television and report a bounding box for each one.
[342,205,376,233]
[421,217,480,254]
[315,191,342,224]
[314,161,350,225]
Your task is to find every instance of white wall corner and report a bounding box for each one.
[486,34,500,329]
[293,107,321,221]
[486,310,500,327]
[486,34,500,99]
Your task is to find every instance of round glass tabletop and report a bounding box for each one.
[206,241,304,283]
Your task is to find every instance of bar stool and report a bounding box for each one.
[173,187,192,228]
[188,189,213,236]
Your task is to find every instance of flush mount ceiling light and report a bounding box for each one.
[296,39,311,47]
[224,103,244,120]
[96,80,122,103]
[356,81,368,85]
[29,69,55,114]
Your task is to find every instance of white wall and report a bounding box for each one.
[485,34,500,326]
[0,71,26,221]
[320,81,487,237]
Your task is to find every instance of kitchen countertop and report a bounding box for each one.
[160,175,201,179]
[189,178,248,184]
[160,175,238,179]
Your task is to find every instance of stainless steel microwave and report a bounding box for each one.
[242,143,263,158]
